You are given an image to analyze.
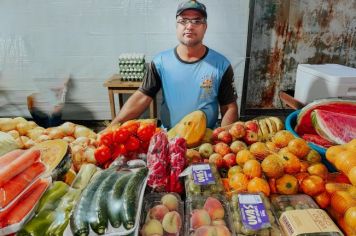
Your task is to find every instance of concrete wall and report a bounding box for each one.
[0,0,250,120]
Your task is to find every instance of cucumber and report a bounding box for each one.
[89,171,122,234]
[107,172,133,228]
[69,169,113,236]
[121,167,148,230]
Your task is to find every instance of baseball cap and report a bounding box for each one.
[176,0,207,18]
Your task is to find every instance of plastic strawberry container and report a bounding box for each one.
[185,194,235,236]
[137,192,184,236]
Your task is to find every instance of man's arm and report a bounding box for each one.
[111,90,153,125]
[220,101,238,126]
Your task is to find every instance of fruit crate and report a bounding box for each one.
[285,110,336,172]
[137,192,184,236]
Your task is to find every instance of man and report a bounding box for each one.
[111,0,238,129]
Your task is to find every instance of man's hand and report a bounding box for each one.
[220,102,238,126]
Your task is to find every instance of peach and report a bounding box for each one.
[191,209,211,229]
[148,204,169,222]
[141,219,163,236]
[215,225,232,236]
[211,219,226,226]
[161,193,179,211]
[162,211,182,234]
[203,197,225,220]
[193,225,216,236]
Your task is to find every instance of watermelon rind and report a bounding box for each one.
[296,98,356,135]
[311,109,356,145]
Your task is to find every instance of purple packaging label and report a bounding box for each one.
[238,194,270,230]
[192,164,215,185]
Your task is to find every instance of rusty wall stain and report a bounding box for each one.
[245,0,356,109]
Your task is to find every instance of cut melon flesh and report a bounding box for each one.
[312,109,356,144]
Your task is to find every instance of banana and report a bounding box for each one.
[258,119,269,141]
[265,117,277,134]
[269,116,284,131]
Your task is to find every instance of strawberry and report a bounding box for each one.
[125,136,140,152]
[137,123,156,142]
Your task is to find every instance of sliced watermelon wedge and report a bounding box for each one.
[311,109,356,144]
[295,98,356,135]
[301,134,334,148]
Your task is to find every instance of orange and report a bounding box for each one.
[272,130,295,148]
[247,177,270,197]
[287,138,310,158]
[243,159,262,179]
[300,175,325,196]
[265,141,279,153]
[276,174,298,195]
[330,190,356,215]
[348,166,356,186]
[261,154,284,178]
[314,191,330,209]
[344,206,356,229]
[325,145,345,164]
[228,165,243,178]
[249,142,270,160]
[279,152,301,174]
[335,150,356,174]
[307,163,328,180]
[235,150,255,167]
[229,172,249,192]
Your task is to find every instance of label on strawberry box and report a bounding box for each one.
[238,194,270,230]
[192,164,215,185]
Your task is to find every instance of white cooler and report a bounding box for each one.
[294,64,356,104]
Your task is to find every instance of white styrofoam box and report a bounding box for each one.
[294,64,356,104]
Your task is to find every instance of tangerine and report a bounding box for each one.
[229,172,249,192]
[276,174,298,195]
[300,175,325,196]
[272,130,295,148]
[279,152,301,174]
[247,177,270,197]
[235,150,255,167]
[243,159,262,179]
[287,138,310,158]
[261,154,284,178]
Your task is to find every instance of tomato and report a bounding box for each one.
[125,136,140,152]
[112,143,127,158]
[95,145,111,165]
[98,132,113,147]
[121,120,140,133]
[113,128,131,143]
[137,123,156,142]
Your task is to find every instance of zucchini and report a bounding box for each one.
[36,181,68,213]
[89,171,122,235]
[121,167,148,230]
[46,187,81,236]
[69,169,113,236]
[107,172,133,228]
[71,163,97,190]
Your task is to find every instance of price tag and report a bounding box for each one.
[192,164,215,185]
[238,194,271,230]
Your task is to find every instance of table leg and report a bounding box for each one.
[108,89,116,120]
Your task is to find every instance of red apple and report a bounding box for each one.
[243,130,258,145]
[217,131,232,144]
[209,153,224,168]
[245,120,259,133]
[212,127,225,142]
[228,122,246,139]
[214,142,231,156]
[230,140,247,154]
[223,153,236,168]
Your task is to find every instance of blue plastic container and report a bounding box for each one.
[285,110,336,172]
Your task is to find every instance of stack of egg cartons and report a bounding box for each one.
[118,53,146,81]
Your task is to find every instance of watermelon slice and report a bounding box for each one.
[301,134,334,148]
[311,109,356,144]
[295,98,356,135]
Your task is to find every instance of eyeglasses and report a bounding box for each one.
[177,18,206,26]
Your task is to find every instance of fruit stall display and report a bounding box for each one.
[0,99,355,235]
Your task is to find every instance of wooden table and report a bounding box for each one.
[103,74,157,120]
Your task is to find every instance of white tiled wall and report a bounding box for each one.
[0,0,250,120]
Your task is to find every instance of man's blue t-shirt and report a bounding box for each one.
[139,47,237,129]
